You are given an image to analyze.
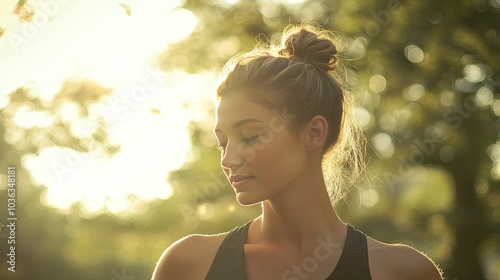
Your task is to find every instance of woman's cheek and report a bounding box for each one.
[249,146,266,166]
[239,144,258,162]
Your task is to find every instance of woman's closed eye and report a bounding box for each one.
[242,135,259,144]
[216,135,259,151]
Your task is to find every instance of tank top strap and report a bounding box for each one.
[326,224,372,279]
[204,220,251,280]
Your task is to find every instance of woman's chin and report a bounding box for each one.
[235,193,262,206]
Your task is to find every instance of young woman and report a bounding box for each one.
[152,25,443,280]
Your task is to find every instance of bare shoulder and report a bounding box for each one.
[151,232,228,280]
[366,236,443,280]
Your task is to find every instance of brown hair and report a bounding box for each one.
[216,24,366,205]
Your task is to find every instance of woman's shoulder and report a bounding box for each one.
[151,232,229,280]
[365,236,443,280]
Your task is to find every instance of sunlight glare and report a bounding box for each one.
[0,0,210,214]
[21,70,212,214]
[13,104,55,128]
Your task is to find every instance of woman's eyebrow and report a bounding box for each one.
[214,118,264,132]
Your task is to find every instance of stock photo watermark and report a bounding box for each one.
[5,166,17,273]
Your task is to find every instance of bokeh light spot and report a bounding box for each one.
[360,188,379,208]
[371,132,394,159]
[476,86,494,107]
[487,193,500,208]
[464,64,486,83]
[379,112,397,131]
[404,44,425,63]
[475,180,489,195]
[403,84,425,102]
[492,100,500,116]
[491,163,500,181]
[439,90,456,107]
[353,106,372,130]
[488,142,500,162]
[369,74,387,93]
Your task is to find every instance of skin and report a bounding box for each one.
[152,90,443,280]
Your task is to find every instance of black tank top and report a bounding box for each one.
[205,220,372,280]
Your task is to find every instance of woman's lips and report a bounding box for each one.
[231,176,254,189]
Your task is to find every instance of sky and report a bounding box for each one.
[0,0,215,215]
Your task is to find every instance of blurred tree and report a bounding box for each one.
[0,82,126,280]
[340,1,500,279]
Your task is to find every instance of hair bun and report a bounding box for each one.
[279,28,338,72]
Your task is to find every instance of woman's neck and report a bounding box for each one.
[252,165,347,254]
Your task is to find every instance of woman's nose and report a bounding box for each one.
[220,142,243,170]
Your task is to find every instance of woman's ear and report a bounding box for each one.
[303,115,328,152]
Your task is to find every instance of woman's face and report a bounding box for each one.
[214,90,309,206]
